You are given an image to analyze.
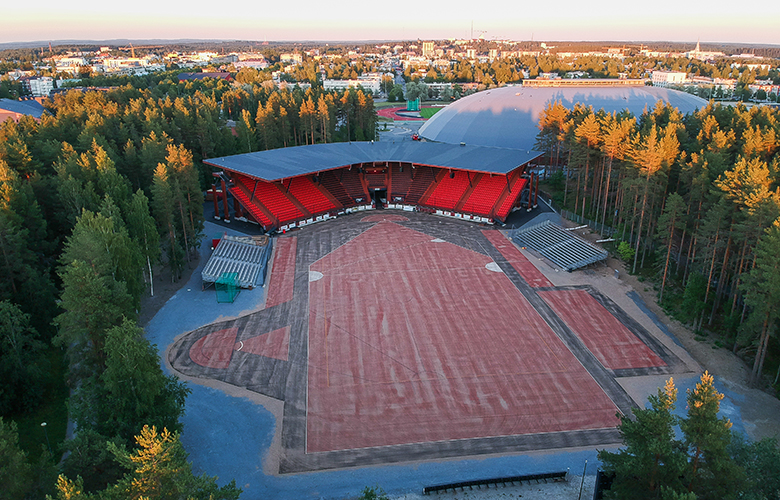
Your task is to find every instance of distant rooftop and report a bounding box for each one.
[205,142,542,182]
[178,72,232,81]
[0,98,46,120]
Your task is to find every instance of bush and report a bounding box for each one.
[617,241,635,263]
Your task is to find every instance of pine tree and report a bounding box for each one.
[740,223,780,387]
[680,372,744,498]
[598,378,687,499]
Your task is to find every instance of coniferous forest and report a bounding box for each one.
[534,100,780,390]
[0,70,375,499]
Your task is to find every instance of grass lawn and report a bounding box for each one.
[10,347,69,463]
[419,107,442,119]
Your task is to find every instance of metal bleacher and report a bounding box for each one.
[202,234,273,289]
[513,219,607,272]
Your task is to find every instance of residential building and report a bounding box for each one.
[652,71,687,87]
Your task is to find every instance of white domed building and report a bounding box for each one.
[419,83,708,151]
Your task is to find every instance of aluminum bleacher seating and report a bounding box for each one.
[513,219,608,271]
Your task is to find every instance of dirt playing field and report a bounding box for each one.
[166,211,701,474]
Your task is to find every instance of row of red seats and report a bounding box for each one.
[461,174,507,215]
[495,177,527,218]
[288,177,336,215]
[252,180,303,223]
[229,185,273,226]
[426,170,471,210]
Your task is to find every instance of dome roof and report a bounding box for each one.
[418,85,707,151]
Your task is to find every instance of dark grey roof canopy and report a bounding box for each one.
[205,142,542,182]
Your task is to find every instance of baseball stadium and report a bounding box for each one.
[156,84,717,497]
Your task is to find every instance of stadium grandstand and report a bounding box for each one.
[205,142,543,232]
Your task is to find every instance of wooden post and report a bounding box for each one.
[234,193,243,218]
[220,178,230,221]
[534,173,539,207]
[212,184,220,220]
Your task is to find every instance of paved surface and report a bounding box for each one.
[145,216,749,500]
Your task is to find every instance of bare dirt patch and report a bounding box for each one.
[138,255,200,328]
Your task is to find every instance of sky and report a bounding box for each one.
[4,0,780,45]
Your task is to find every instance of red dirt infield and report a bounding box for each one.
[376,106,427,121]
[190,327,238,369]
[306,222,620,452]
[540,289,666,370]
[482,230,553,287]
[265,236,297,308]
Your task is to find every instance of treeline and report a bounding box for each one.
[0,70,375,497]
[535,100,780,388]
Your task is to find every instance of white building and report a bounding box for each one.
[26,77,54,97]
[323,76,382,94]
[652,71,687,87]
[55,57,88,74]
[280,53,303,64]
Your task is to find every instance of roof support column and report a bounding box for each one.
[211,184,220,220]
[221,178,230,222]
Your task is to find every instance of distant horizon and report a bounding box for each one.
[2,38,779,51]
[5,0,780,47]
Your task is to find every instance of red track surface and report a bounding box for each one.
[306,222,619,452]
[377,106,427,121]
[265,237,297,308]
[540,290,666,370]
[236,326,290,361]
[482,230,553,287]
[190,328,238,369]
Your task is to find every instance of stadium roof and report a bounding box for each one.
[419,84,708,151]
[205,142,542,182]
[0,98,46,119]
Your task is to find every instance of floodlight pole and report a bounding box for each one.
[41,422,52,455]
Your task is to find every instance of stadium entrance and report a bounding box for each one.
[372,188,386,209]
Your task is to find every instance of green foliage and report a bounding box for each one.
[358,486,389,500]
[617,241,635,263]
[599,378,686,499]
[680,372,744,499]
[679,273,708,326]
[68,318,190,445]
[60,430,125,493]
[52,425,242,500]
[0,300,46,414]
[0,417,32,500]
[729,434,780,500]
[600,374,748,500]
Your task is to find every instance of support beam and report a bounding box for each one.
[212,184,220,220]
[220,178,230,222]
